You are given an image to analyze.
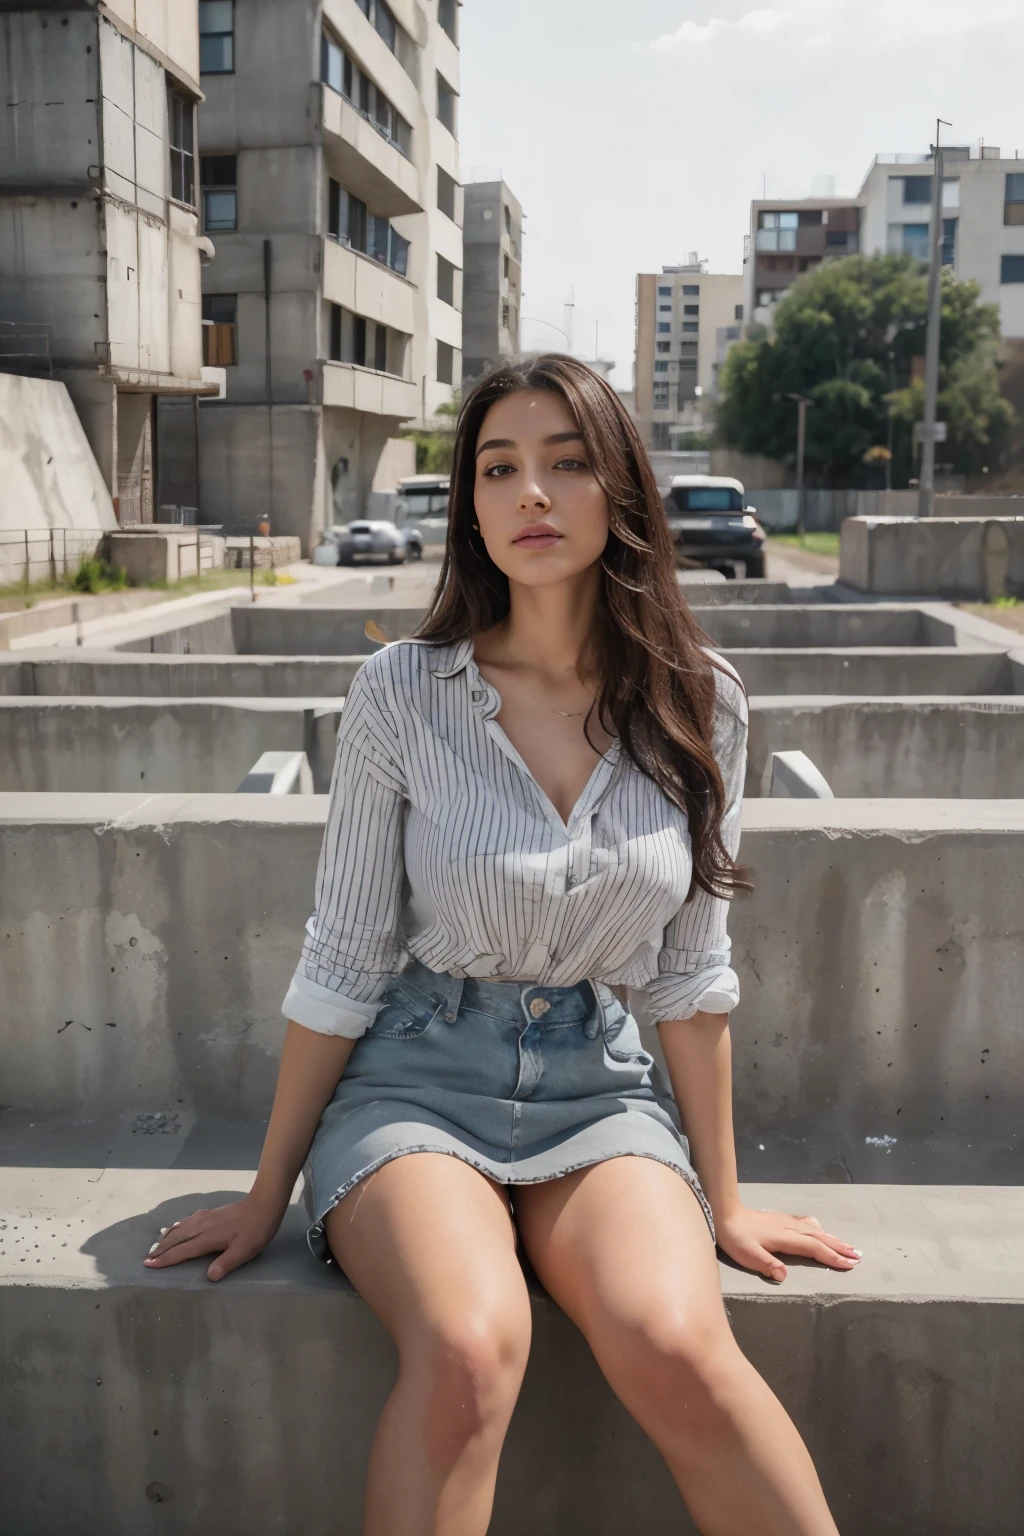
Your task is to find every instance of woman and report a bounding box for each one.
[145,357,858,1534]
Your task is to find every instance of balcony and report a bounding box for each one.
[323,239,416,333]
[321,87,422,218]
[322,360,418,419]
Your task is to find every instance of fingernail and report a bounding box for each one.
[143,1257,156,1266]
[852,1249,863,1258]
[159,1227,170,1237]
[148,1243,160,1255]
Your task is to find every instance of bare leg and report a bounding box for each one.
[515,1157,839,1536]
[325,1154,532,1536]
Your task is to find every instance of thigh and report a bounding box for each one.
[326,1153,530,1352]
[514,1156,730,1353]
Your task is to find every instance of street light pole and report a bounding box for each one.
[521,316,571,348]
[919,117,952,519]
[785,392,814,536]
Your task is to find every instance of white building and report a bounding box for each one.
[744,144,1024,343]
[0,0,213,524]
[634,259,744,450]
[193,0,462,546]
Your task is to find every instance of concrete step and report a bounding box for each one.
[1,795,1022,1182]
[1,1170,1021,1536]
[2,643,1019,698]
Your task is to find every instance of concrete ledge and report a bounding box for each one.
[840,515,1024,599]
[726,645,1012,695]
[231,604,427,655]
[695,604,952,649]
[746,695,1024,798]
[1,1169,1021,1536]
[1,795,1021,1182]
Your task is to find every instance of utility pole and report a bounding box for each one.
[919,117,952,519]
[786,393,814,536]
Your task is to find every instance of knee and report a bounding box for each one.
[406,1307,531,1463]
[616,1315,745,1445]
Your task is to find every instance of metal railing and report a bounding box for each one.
[0,527,110,588]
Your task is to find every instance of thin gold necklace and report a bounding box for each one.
[509,664,593,719]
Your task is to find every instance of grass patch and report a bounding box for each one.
[766,532,840,557]
[0,564,287,608]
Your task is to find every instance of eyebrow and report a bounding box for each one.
[475,430,584,458]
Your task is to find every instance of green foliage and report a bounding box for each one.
[403,392,460,474]
[672,430,712,451]
[716,256,1014,485]
[70,557,129,594]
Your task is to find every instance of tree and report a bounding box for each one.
[716,255,1013,486]
[402,393,461,474]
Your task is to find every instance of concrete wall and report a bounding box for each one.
[841,516,1024,598]
[0,652,364,697]
[2,795,1021,1188]
[694,604,951,649]
[3,1170,1022,1536]
[0,699,341,794]
[231,604,425,653]
[746,697,1024,798]
[462,180,522,382]
[0,376,117,542]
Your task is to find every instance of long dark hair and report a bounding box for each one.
[416,355,749,900]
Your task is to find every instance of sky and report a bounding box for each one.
[459,0,1024,388]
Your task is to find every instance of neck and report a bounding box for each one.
[501,564,601,678]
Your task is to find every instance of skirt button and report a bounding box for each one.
[529,997,551,1018]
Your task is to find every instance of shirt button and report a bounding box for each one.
[529,997,551,1018]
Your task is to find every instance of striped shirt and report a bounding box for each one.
[283,636,747,1038]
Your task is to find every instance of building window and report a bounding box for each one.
[656,341,670,354]
[652,382,670,409]
[388,228,409,277]
[374,322,388,372]
[439,0,458,44]
[503,253,510,279]
[437,166,457,221]
[942,178,960,211]
[1005,173,1024,226]
[504,203,511,235]
[1001,255,1024,283]
[167,90,195,206]
[329,305,369,367]
[683,304,699,316]
[654,361,669,373]
[682,322,698,333]
[891,223,930,261]
[679,341,698,357]
[941,218,957,268]
[756,212,797,252]
[658,285,671,296]
[825,229,850,248]
[329,180,367,250]
[656,322,670,334]
[353,0,399,53]
[734,303,743,321]
[437,339,455,384]
[202,294,236,366]
[658,304,671,312]
[321,32,411,157]
[201,155,236,230]
[903,176,932,204]
[437,73,457,135]
[682,284,700,295]
[438,254,456,306]
[199,0,233,74]
[501,299,510,328]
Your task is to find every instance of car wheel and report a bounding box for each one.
[744,555,765,579]
[388,550,406,565]
[407,541,423,562]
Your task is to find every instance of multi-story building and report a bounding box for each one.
[194,0,462,545]
[744,145,1024,343]
[0,0,213,523]
[461,179,522,385]
[633,261,744,450]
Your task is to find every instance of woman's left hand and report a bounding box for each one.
[713,1203,862,1283]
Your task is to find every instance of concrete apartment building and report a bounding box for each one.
[744,145,1024,344]
[633,260,744,449]
[0,0,213,524]
[461,178,522,385]
[191,0,462,547]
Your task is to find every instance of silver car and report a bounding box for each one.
[319,520,423,566]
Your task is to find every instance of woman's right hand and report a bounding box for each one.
[142,1188,290,1282]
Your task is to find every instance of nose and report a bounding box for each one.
[517,475,552,515]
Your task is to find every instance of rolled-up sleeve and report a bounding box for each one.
[642,660,748,1024]
[281,661,407,1038]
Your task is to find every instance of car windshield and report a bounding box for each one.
[401,489,450,516]
[671,487,744,512]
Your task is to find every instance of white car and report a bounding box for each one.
[313,520,423,566]
[662,475,766,579]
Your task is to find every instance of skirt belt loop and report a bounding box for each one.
[443,975,465,1023]
[584,979,603,1040]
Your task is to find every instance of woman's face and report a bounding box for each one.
[472,389,610,586]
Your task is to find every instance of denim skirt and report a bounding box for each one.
[305,957,714,1261]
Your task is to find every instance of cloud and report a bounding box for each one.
[646,8,792,50]
[644,0,1021,51]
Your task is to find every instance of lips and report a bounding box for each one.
[513,523,563,550]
